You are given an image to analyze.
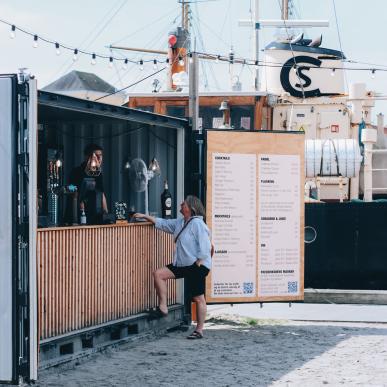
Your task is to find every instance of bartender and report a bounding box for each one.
[69,143,108,224]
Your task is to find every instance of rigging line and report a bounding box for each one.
[219,0,231,43]
[110,6,180,45]
[48,0,128,81]
[276,0,305,99]
[107,20,176,85]
[345,60,387,69]
[193,16,230,49]
[332,0,348,91]
[116,33,189,95]
[56,0,129,79]
[191,17,210,89]
[94,66,167,101]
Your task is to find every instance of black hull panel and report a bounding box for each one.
[305,202,387,290]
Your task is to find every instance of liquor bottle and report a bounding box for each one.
[161,180,172,219]
[80,209,87,225]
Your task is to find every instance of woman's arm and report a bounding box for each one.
[133,213,156,224]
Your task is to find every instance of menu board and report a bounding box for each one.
[258,155,301,297]
[211,153,257,298]
[206,130,304,303]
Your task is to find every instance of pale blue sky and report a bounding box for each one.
[0,0,385,111]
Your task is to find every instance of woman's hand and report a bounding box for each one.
[133,213,156,224]
[133,213,146,219]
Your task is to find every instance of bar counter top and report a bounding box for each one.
[37,220,152,232]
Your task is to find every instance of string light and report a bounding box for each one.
[91,53,96,65]
[254,60,259,70]
[9,25,15,39]
[331,68,336,76]
[189,52,193,64]
[122,58,128,70]
[2,19,387,75]
[229,49,234,65]
[153,59,157,70]
[139,59,144,71]
[73,48,78,62]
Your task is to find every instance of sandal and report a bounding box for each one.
[187,330,203,339]
[147,307,168,320]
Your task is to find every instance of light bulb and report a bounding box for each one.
[122,58,128,70]
[293,65,297,73]
[109,57,113,68]
[153,59,157,70]
[216,55,220,63]
[178,56,184,66]
[189,53,193,64]
[55,42,60,56]
[91,53,96,65]
[166,58,170,64]
[371,69,376,79]
[331,68,336,76]
[73,49,78,62]
[33,35,38,48]
[55,159,62,168]
[139,59,144,71]
[254,60,259,70]
[10,25,16,39]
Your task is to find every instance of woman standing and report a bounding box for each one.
[134,195,211,339]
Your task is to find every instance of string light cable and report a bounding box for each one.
[0,18,167,67]
[1,18,387,78]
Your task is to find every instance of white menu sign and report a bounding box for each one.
[211,153,256,298]
[258,154,301,297]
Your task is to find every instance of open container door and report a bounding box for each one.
[0,74,38,384]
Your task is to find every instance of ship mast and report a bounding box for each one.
[281,0,289,20]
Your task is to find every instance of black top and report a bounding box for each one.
[69,161,104,192]
[68,162,105,224]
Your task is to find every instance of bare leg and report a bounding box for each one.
[153,267,175,315]
[192,294,206,334]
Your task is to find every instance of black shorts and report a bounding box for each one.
[167,263,210,298]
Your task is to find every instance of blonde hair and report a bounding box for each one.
[185,195,206,219]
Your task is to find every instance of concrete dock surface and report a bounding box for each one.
[36,303,387,386]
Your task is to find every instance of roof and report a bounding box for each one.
[37,90,188,130]
[42,70,116,93]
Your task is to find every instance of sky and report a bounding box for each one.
[0,0,386,115]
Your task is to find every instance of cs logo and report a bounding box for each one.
[280,55,333,98]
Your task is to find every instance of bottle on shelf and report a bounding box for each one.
[80,209,87,225]
[161,180,172,219]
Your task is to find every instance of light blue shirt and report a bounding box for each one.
[155,216,212,270]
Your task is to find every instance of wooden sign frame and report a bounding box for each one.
[205,130,305,303]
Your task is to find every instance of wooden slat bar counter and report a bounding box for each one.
[37,222,176,340]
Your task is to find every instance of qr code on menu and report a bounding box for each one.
[243,282,254,294]
[288,281,298,293]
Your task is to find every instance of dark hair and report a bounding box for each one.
[84,143,103,157]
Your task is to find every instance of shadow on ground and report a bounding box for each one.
[36,317,387,386]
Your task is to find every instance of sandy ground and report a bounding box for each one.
[36,310,387,387]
